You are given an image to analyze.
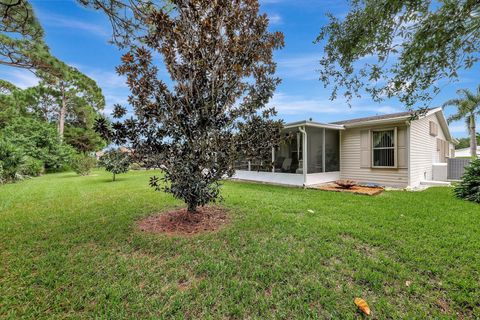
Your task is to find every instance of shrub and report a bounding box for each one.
[99,149,131,181]
[1,117,75,172]
[71,153,97,176]
[0,140,24,183]
[129,162,142,170]
[454,159,480,203]
[20,156,44,177]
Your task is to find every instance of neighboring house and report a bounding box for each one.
[455,147,480,158]
[233,108,455,188]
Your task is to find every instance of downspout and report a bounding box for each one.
[299,126,307,187]
[406,122,411,188]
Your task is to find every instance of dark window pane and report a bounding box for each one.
[373,149,395,167]
[373,130,394,148]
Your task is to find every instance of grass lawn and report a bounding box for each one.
[1,170,479,319]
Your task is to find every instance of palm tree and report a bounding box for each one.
[442,86,480,158]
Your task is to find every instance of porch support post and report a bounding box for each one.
[271,147,275,173]
[323,128,326,173]
[299,126,308,186]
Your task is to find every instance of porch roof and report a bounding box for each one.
[284,120,345,130]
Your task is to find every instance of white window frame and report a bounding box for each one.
[371,127,397,168]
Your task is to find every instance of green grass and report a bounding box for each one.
[1,170,479,319]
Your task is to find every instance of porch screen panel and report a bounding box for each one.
[325,129,340,172]
[307,127,323,173]
[274,131,301,173]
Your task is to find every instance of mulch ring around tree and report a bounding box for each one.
[315,184,384,196]
[137,206,229,236]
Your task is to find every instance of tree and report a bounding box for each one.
[99,149,131,181]
[0,0,62,73]
[456,136,480,150]
[96,0,284,213]
[38,66,105,139]
[77,0,170,47]
[442,86,480,158]
[0,78,106,153]
[316,1,480,108]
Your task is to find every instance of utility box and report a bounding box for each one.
[432,163,448,181]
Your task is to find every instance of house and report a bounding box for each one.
[454,146,480,158]
[233,107,455,188]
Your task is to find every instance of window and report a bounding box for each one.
[429,121,438,136]
[372,129,396,167]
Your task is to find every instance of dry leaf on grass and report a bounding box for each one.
[354,297,371,316]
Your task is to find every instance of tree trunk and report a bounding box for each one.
[470,114,477,159]
[58,82,66,140]
[113,173,116,181]
[187,202,197,213]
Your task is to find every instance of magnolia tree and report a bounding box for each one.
[96,0,284,212]
[99,149,131,181]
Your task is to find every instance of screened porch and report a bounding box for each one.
[233,121,344,186]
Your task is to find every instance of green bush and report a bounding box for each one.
[1,117,75,172]
[20,156,44,177]
[0,140,25,183]
[70,154,97,176]
[454,158,480,203]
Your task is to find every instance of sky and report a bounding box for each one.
[2,0,479,138]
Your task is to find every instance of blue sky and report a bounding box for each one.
[2,0,479,138]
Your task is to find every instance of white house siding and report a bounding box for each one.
[409,112,450,187]
[340,124,409,188]
[232,171,305,186]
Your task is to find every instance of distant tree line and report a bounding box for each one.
[0,0,106,183]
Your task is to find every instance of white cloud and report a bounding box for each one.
[38,12,109,37]
[276,54,319,80]
[81,68,130,112]
[268,13,283,25]
[0,68,40,89]
[268,92,402,119]
[449,123,468,135]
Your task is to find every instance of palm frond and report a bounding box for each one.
[447,112,465,123]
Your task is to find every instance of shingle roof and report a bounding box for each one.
[330,110,424,125]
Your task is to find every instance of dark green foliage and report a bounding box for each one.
[0,0,61,72]
[70,153,97,176]
[99,149,131,181]
[1,117,75,172]
[64,126,106,153]
[20,156,44,177]
[96,0,284,212]
[454,159,480,203]
[317,1,480,108]
[0,139,24,183]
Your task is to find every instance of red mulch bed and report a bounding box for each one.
[137,206,229,236]
[316,184,384,196]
